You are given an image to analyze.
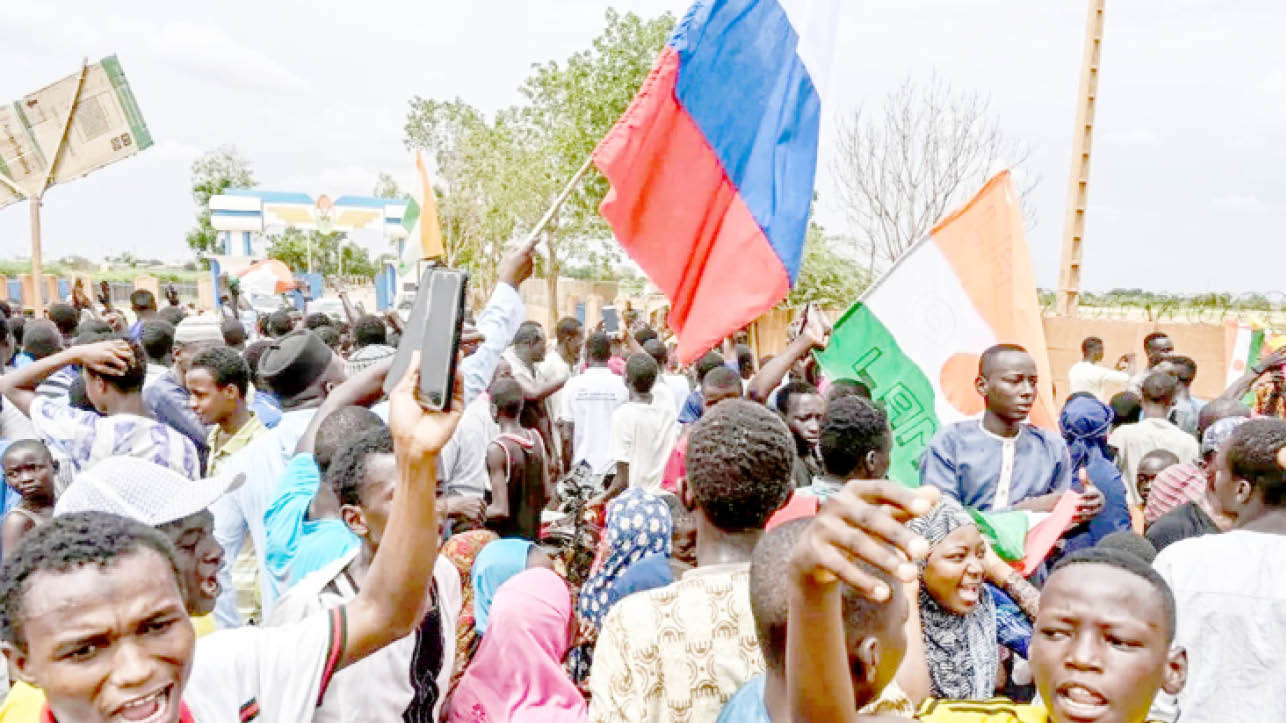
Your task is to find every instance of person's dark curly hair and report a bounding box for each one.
[139,320,176,363]
[76,319,113,338]
[1225,417,1286,507]
[1051,548,1175,642]
[315,325,341,350]
[353,315,387,348]
[305,312,334,330]
[0,512,180,649]
[266,309,294,338]
[48,303,79,337]
[686,399,793,532]
[189,346,251,397]
[157,306,186,327]
[774,381,819,416]
[819,396,890,478]
[86,338,148,393]
[326,423,394,507]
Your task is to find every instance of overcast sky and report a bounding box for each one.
[1,1,1281,294]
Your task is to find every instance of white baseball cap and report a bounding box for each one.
[55,456,243,525]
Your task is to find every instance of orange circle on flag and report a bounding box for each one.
[940,353,984,416]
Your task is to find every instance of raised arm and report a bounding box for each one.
[1219,348,1286,403]
[459,240,533,405]
[0,340,132,416]
[294,357,394,456]
[787,480,938,722]
[747,317,827,403]
[338,353,460,667]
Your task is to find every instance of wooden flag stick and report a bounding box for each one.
[521,154,595,253]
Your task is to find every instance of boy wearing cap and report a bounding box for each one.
[0,339,200,480]
[0,456,233,721]
[0,358,460,722]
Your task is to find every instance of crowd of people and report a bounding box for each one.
[0,248,1282,723]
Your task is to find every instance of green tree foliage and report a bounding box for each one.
[266,228,378,278]
[403,10,675,317]
[372,171,402,200]
[788,222,870,309]
[185,146,256,256]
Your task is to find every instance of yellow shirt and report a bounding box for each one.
[0,615,216,722]
[205,412,268,476]
[917,698,1048,722]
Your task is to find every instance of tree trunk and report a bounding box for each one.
[545,228,559,331]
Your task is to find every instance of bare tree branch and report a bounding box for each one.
[831,75,1041,276]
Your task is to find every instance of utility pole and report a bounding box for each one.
[1056,0,1106,317]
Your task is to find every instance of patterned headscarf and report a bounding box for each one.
[1202,416,1250,456]
[576,488,672,630]
[906,497,998,700]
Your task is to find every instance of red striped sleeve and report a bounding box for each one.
[316,606,347,706]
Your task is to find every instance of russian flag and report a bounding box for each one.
[593,0,840,362]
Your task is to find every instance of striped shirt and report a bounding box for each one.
[28,396,200,480]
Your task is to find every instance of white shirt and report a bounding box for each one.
[1067,360,1129,401]
[185,606,345,721]
[438,394,500,498]
[269,549,463,723]
[610,400,679,493]
[1150,530,1286,723]
[1107,418,1200,506]
[559,367,628,475]
[661,373,690,416]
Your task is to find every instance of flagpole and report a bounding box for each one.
[521,154,595,251]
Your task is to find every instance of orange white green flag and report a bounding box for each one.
[400,149,444,267]
[814,171,1056,487]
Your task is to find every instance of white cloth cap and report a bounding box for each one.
[174,316,225,346]
[55,456,243,526]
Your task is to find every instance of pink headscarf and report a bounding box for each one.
[447,568,587,723]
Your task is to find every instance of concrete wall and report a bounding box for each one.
[1043,317,1230,401]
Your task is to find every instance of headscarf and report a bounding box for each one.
[1059,395,1132,546]
[576,489,672,631]
[442,529,499,698]
[471,538,533,634]
[906,498,997,700]
[448,568,587,723]
[1202,416,1250,456]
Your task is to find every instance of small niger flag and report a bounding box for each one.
[401,149,444,264]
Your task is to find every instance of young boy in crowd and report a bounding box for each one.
[0,360,460,722]
[589,399,795,723]
[185,346,268,475]
[799,396,891,503]
[922,345,1103,521]
[1150,418,1286,722]
[717,517,911,722]
[486,377,548,540]
[1134,448,1179,514]
[776,382,825,488]
[0,441,57,560]
[1108,372,1199,506]
[0,338,200,480]
[271,423,462,722]
[599,353,679,501]
[784,478,1188,723]
[0,456,234,721]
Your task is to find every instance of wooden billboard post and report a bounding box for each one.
[1056,0,1107,317]
[0,56,152,315]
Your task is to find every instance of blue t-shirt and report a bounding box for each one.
[263,453,359,589]
[717,674,770,723]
